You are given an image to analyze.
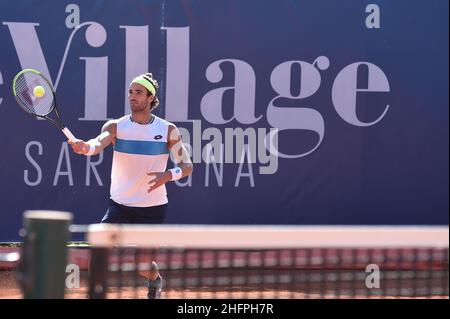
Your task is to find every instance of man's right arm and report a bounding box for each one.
[69,120,117,155]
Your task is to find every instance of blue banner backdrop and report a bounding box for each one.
[0,0,448,240]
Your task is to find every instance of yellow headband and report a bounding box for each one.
[131,76,156,96]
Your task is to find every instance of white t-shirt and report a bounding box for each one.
[110,115,171,207]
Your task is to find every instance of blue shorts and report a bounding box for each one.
[101,199,167,224]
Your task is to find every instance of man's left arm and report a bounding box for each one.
[147,124,193,193]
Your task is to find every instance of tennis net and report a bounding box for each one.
[85,225,448,299]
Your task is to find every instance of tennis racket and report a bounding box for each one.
[12,68,76,142]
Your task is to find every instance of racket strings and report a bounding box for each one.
[14,74,55,116]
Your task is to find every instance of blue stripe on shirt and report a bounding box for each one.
[114,138,169,156]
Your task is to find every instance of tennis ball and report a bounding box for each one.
[33,85,45,98]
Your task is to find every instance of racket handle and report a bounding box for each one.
[62,127,77,142]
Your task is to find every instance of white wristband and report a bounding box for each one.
[85,141,97,156]
[169,167,183,181]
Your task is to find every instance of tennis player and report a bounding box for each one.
[69,72,193,299]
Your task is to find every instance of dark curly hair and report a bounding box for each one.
[141,73,160,111]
